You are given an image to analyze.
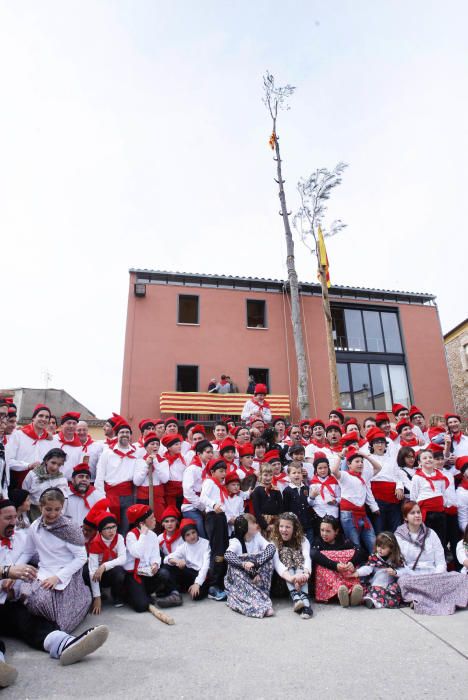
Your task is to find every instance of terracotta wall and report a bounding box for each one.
[121,273,454,428]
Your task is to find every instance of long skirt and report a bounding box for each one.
[362,582,401,608]
[314,549,356,602]
[398,571,468,615]
[21,570,92,633]
[224,555,274,618]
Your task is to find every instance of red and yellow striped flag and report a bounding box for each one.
[317,225,331,287]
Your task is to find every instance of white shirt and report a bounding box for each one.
[369,453,404,488]
[182,464,205,513]
[200,478,225,513]
[17,518,87,589]
[241,399,272,424]
[227,532,269,556]
[6,429,54,473]
[22,471,70,506]
[79,440,104,480]
[157,532,183,560]
[88,534,127,597]
[160,455,187,482]
[166,537,211,585]
[64,486,106,526]
[95,446,139,490]
[450,434,468,458]
[133,457,169,488]
[456,540,468,574]
[409,469,448,505]
[456,486,468,532]
[125,529,161,571]
[395,528,446,575]
[338,470,379,512]
[308,476,341,518]
[273,537,311,575]
[223,493,248,533]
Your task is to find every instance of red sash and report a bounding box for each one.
[371,481,399,504]
[419,495,444,522]
[68,483,96,509]
[340,498,371,530]
[136,483,165,501]
[104,481,133,522]
[88,532,119,563]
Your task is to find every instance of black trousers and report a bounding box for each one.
[426,511,447,548]
[83,563,126,601]
[0,602,57,651]
[205,511,229,589]
[446,513,461,566]
[167,566,210,599]
[124,568,173,613]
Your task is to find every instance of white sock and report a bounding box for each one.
[0,651,5,663]
[43,631,74,659]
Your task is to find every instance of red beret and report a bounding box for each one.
[61,411,81,424]
[32,404,51,418]
[375,412,390,424]
[313,451,330,466]
[392,403,407,417]
[310,418,325,429]
[254,383,267,395]
[138,418,155,432]
[127,503,152,526]
[445,412,461,423]
[366,427,387,443]
[396,419,411,434]
[455,456,468,472]
[264,449,281,463]
[72,463,91,477]
[161,433,182,448]
[164,416,179,427]
[409,405,424,419]
[225,471,241,485]
[238,443,255,458]
[342,431,360,445]
[346,447,362,463]
[219,436,236,453]
[325,422,342,434]
[160,505,181,521]
[191,424,206,435]
[83,498,112,528]
[329,408,345,422]
[143,431,160,448]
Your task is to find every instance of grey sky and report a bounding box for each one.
[0,1,466,417]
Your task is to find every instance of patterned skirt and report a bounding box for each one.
[314,549,356,602]
[224,555,274,618]
[362,582,401,608]
[398,571,468,615]
[21,569,92,633]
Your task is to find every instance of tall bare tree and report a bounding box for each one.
[263,72,310,417]
[294,163,348,406]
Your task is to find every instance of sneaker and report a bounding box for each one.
[293,597,305,612]
[300,606,313,619]
[0,660,18,688]
[157,592,183,608]
[59,626,109,666]
[337,585,350,608]
[350,584,363,607]
[208,586,227,601]
[363,596,375,609]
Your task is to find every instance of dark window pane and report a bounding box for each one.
[389,365,410,406]
[247,300,266,328]
[369,364,392,409]
[178,295,199,324]
[363,311,384,352]
[248,368,269,391]
[350,363,372,409]
[332,307,347,350]
[176,365,198,391]
[381,313,403,353]
[344,309,366,352]
[337,363,352,409]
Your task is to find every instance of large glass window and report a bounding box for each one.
[337,363,352,409]
[381,312,403,353]
[350,363,372,410]
[363,311,384,352]
[332,306,404,354]
[337,361,410,410]
[369,364,392,409]
[344,309,366,352]
[388,365,410,406]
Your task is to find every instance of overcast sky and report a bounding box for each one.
[0,1,466,418]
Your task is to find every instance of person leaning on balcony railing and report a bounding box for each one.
[241,384,272,425]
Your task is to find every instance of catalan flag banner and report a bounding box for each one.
[317,225,331,288]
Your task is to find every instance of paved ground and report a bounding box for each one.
[2,599,467,699]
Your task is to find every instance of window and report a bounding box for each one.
[333,305,410,410]
[176,365,198,392]
[246,300,266,328]
[178,295,199,324]
[248,368,269,391]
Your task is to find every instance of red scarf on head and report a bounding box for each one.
[400,436,419,448]
[58,431,82,448]
[88,532,119,562]
[68,483,96,509]
[209,476,228,503]
[0,536,12,550]
[21,424,49,444]
[112,445,136,459]
[310,474,338,500]
[165,452,186,467]
[161,529,181,554]
[81,435,94,452]
[126,527,142,583]
[415,468,449,491]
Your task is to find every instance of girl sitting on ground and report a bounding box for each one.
[270,512,313,619]
[224,514,276,618]
[352,531,405,608]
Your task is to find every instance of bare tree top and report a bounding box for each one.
[262,71,296,121]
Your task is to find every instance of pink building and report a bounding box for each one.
[121,269,454,426]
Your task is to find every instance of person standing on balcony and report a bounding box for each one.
[215,375,231,394]
[241,384,272,425]
[246,375,256,394]
[207,378,218,393]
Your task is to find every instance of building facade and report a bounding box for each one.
[121,269,454,425]
[444,319,468,428]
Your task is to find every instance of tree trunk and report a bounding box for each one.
[273,130,310,417]
[318,263,340,407]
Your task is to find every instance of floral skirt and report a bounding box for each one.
[362,582,401,608]
[314,549,356,602]
[224,556,274,618]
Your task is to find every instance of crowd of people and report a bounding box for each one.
[1,386,468,687]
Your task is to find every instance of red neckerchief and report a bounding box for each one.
[68,483,96,509]
[285,437,308,447]
[0,536,12,549]
[310,438,327,448]
[88,532,119,562]
[161,528,181,554]
[252,397,270,409]
[400,436,419,447]
[112,445,136,459]
[81,435,94,452]
[452,431,463,445]
[329,443,342,453]
[1,435,7,445]
[165,452,186,467]
[415,468,449,491]
[272,472,288,487]
[238,464,255,477]
[190,455,203,468]
[126,527,142,582]
[209,476,228,503]
[21,424,49,444]
[311,474,338,500]
[389,430,398,441]
[106,437,117,447]
[58,431,82,448]
[347,470,366,485]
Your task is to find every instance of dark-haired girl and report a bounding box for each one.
[22,448,69,509]
[353,531,404,608]
[397,446,418,493]
[16,488,91,632]
[224,514,276,618]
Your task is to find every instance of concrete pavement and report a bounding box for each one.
[2,599,467,699]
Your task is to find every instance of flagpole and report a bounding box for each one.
[316,229,340,407]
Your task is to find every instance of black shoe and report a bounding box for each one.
[300,606,313,619]
[60,626,109,666]
[157,592,183,608]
